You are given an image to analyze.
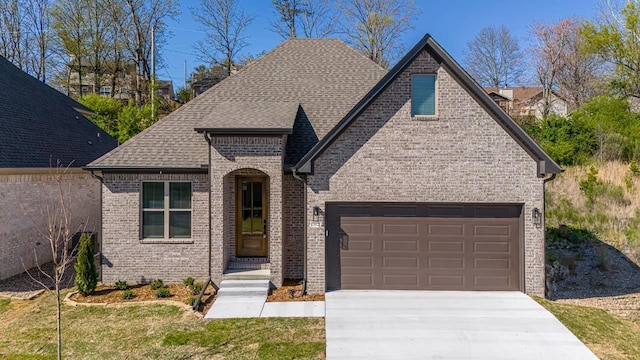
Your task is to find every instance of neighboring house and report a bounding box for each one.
[86,35,562,297]
[485,87,569,119]
[0,55,118,281]
[189,69,229,99]
[62,57,173,105]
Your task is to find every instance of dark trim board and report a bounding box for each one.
[325,202,524,292]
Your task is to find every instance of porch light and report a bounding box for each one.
[532,207,542,228]
[313,206,321,222]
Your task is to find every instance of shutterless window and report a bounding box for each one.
[142,182,192,239]
[411,74,436,116]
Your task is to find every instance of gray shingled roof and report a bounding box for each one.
[0,55,118,168]
[88,38,386,169]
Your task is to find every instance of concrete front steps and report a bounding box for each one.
[217,279,270,297]
[204,279,270,319]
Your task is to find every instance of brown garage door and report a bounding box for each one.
[326,203,522,291]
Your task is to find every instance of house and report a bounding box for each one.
[86,35,562,296]
[485,87,569,119]
[0,55,118,280]
[60,57,174,105]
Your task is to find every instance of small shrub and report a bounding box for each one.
[74,233,98,296]
[624,173,634,192]
[190,282,203,295]
[188,296,197,307]
[150,279,164,290]
[155,288,171,298]
[579,166,607,207]
[182,277,195,287]
[122,290,135,300]
[631,159,640,176]
[115,280,128,290]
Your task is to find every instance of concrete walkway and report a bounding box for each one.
[325,291,598,360]
[204,280,324,319]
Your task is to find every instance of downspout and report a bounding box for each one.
[192,131,216,311]
[204,132,213,282]
[291,167,308,296]
[89,170,104,282]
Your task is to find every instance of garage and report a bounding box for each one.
[325,203,523,291]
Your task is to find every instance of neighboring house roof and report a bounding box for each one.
[87,38,386,170]
[295,35,562,176]
[0,55,118,168]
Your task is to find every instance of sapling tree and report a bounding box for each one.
[74,232,98,296]
[23,161,87,360]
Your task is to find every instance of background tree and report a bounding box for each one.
[270,0,305,39]
[463,25,523,87]
[554,18,605,109]
[51,0,89,98]
[299,0,338,38]
[0,0,27,70]
[529,19,574,116]
[23,0,53,82]
[337,0,420,68]
[582,1,640,98]
[192,0,253,76]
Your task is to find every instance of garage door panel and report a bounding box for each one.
[383,256,419,269]
[428,241,464,253]
[326,203,522,291]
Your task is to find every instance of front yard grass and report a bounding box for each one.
[535,297,640,360]
[0,291,324,359]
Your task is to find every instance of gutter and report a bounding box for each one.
[291,167,308,296]
[89,170,104,282]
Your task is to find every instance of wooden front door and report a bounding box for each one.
[236,177,268,257]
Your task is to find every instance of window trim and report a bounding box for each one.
[411,73,438,120]
[140,180,193,243]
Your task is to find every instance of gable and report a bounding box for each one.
[295,35,562,177]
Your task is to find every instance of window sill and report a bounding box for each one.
[412,115,439,121]
[140,238,194,244]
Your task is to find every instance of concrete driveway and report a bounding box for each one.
[325,291,598,360]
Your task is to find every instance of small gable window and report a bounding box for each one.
[411,74,436,117]
[142,181,192,239]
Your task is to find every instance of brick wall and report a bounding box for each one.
[283,174,304,279]
[101,173,209,284]
[0,171,101,280]
[305,49,546,296]
[210,136,285,286]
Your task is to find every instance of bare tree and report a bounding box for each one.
[192,0,253,76]
[23,0,53,82]
[337,0,420,68]
[463,25,524,87]
[0,0,27,69]
[24,162,86,360]
[299,0,338,38]
[555,18,605,109]
[529,19,575,116]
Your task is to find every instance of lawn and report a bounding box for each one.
[0,291,325,359]
[535,297,640,360]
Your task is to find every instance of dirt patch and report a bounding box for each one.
[267,279,324,302]
[70,283,216,307]
[0,262,74,300]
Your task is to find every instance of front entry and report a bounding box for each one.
[236,177,268,257]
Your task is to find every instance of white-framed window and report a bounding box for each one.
[99,86,111,96]
[411,74,437,117]
[141,181,192,239]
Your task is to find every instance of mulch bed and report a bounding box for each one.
[266,279,324,302]
[70,283,216,307]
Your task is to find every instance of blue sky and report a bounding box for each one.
[161,0,600,88]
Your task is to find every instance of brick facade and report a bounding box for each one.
[210,136,285,287]
[0,171,101,280]
[101,173,209,284]
[305,49,546,296]
[283,174,305,279]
